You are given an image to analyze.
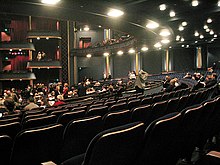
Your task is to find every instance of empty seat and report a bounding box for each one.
[151,100,168,122]
[141,96,152,105]
[71,106,87,112]
[89,103,103,109]
[177,95,189,111]
[108,102,127,112]
[103,109,131,129]
[0,135,12,165]
[152,94,162,103]
[127,99,141,110]
[137,112,182,165]
[165,97,179,114]
[22,113,48,123]
[50,109,69,119]
[11,124,64,165]
[104,100,116,107]
[57,110,85,127]
[0,122,22,139]
[0,117,20,124]
[131,104,152,126]
[86,106,108,117]
[22,115,57,129]
[61,122,145,165]
[61,115,103,162]
[23,110,45,118]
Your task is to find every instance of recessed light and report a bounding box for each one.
[169,10,175,17]
[194,31,199,36]
[161,39,170,44]
[200,35,204,39]
[206,28,210,32]
[159,29,171,36]
[117,50,124,55]
[86,54,92,58]
[210,30,214,35]
[154,42,162,48]
[146,21,159,29]
[41,0,61,5]
[103,52,109,56]
[207,18,212,23]
[182,21,188,26]
[141,47,149,51]
[84,26,90,31]
[178,26,184,31]
[176,35,181,41]
[128,48,135,54]
[214,34,218,38]
[181,38,185,42]
[159,4,166,11]
[192,0,199,7]
[203,25,208,29]
[107,9,124,17]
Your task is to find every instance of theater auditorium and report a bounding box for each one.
[0,0,220,165]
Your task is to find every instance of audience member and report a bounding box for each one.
[23,97,39,111]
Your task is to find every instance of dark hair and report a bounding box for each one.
[29,97,35,102]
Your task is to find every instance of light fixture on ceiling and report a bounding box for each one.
[169,10,175,17]
[154,42,162,48]
[176,35,180,41]
[117,50,123,55]
[86,54,92,58]
[199,35,204,39]
[186,45,190,48]
[161,39,170,44]
[214,34,218,38]
[181,45,185,48]
[178,26,184,31]
[210,30,214,35]
[98,25,102,28]
[180,37,185,42]
[159,4,166,11]
[141,46,148,51]
[128,48,135,54]
[146,21,159,29]
[218,0,220,7]
[182,21,188,26]
[37,37,40,40]
[159,29,171,36]
[107,9,124,17]
[103,52,109,56]
[192,0,199,7]
[194,31,199,37]
[41,0,61,5]
[203,25,208,29]
[207,18,212,23]
[206,28,210,32]
[84,26,90,31]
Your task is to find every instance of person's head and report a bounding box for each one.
[4,98,15,112]
[57,95,64,101]
[28,97,35,103]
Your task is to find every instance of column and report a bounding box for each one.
[73,22,78,84]
[28,16,33,86]
[165,49,169,72]
[196,47,202,68]
[104,29,111,78]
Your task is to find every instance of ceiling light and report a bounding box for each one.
[206,28,210,32]
[46,37,49,40]
[41,0,61,5]
[192,0,199,7]
[159,29,171,36]
[199,35,204,39]
[178,26,184,31]
[194,31,199,37]
[37,37,40,40]
[117,50,123,55]
[169,46,172,49]
[98,25,102,28]
[141,47,149,51]
[128,48,135,54]
[10,49,12,51]
[181,38,185,42]
[203,25,208,29]
[195,41,198,43]
[86,54,92,58]
[103,52,109,56]
[218,1,220,6]
[214,34,218,38]
[159,4,166,11]
[176,35,181,41]
[182,22,188,26]
[210,30,214,35]
[169,10,175,17]
[186,45,190,48]
[146,21,159,29]
[181,45,185,48]
[154,42,162,48]
[161,39,170,44]
[207,18,212,23]
[107,9,124,17]
[84,26,90,31]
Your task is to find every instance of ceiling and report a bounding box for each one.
[1,0,220,49]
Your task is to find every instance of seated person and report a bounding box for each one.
[3,97,20,115]
[23,97,39,111]
[163,76,171,89]
[53,95,65,106]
